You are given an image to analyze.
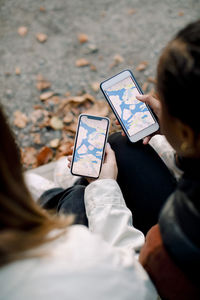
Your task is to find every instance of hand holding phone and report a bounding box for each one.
[71,114,110,179]
[100,70,159,143]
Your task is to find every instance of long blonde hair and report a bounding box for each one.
[0,106,72,266]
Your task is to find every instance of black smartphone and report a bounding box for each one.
[100,69,159,142]
[70,114,110,179]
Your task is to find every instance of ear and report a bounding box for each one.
[176,119,196,155]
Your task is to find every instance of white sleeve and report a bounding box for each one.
[84,179,144,252]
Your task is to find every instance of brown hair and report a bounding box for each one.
[0,106,72,266]
[157,19,200,132]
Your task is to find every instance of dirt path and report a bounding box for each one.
[0,0,199,165]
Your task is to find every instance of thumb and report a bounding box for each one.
[104,143,116,163]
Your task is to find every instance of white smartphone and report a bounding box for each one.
[71,114,110,179]
[100,69,159,143]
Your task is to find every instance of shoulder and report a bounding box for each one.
[0,225,156,300]
[139,224,200,300]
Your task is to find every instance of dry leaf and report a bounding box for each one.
[128,9,136,15]
[36,33,48,43]
[83,100,110,117]
[40,91,54,101]
[50,96,60,104]
[114,54,124,63]
[178,11,184,16]
[75,58,90,67]
[63,112,74,124]
[142,82,149,92]
[64,122,77,133]
[15,67,21,75]
[21,147,37,167]
[147,77,157,84]
[91,82,100,92]
[36,78,51,91]
[30,109,49,123]
[136,61,148,71]
[56,141,74,159]
[110,54,124,69]
[37,146,53,166]
[78,33,89,44]
[40,6,46,12]
[13,110,28,128]
[90,64,97,71]
[50,138,60,148]
[50,116,64,130]
[18,26,28,36]
[82,93,95,102]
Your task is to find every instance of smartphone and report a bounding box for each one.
[100,69,159,143]
[71,114,110,179]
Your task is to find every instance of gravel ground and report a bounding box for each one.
[0,0,199,157]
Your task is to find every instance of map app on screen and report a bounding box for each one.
[72,116,108,178]
[105,76,155,136]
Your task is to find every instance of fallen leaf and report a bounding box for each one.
[33,105,44,110]
[40,6,46,12]
[75,58,90,67]
[147,77,157,84]
[64,122,77,133]
[15,67,21,75]
[50,116,64,130]
[30,109,49,123]
[36,33,48,43]
[56,141,74,158]
[90,64,97,71]
[101,11,106,17]
[63,112,74,124]
[114,54,124,63]
[136,61,148,71]
[37,146,53,166]
[110,54,124,69]
[83,100,110,117]
[50,138,60,148]
[128,9,136,15]
[13,110,28,128]
[142,82,149,92]
[18,26,28,36]
[178,11,184,16]
[91,82,100,92]
[50,96,60,104]
[40,91,54,101]
[64,93,95,106]
[21,147,37,167]
[78,33,89,44]
[36,78,51,91]
[82,93,95,102]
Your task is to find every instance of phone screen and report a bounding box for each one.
[105,76,155,136]
[71,115,109,178]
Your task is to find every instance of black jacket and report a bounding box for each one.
[159,156,200,285]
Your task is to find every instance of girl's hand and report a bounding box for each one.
[98,143,118,180]
[67,143,118,182]
[115,94,161,145]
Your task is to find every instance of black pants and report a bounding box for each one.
[39,133,176,234]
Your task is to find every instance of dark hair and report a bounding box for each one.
[157,19,200,132]
[0,106,72,266]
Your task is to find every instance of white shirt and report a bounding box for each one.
[0,179,157,300]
